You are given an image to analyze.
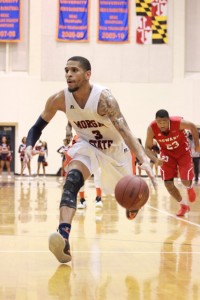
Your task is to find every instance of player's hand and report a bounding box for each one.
[23,146,33,170]
[156,158,164,166]
[139,161,157,190]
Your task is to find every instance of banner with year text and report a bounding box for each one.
[98,0,129,43]
[57,0,89,42]
[0,0,21,42]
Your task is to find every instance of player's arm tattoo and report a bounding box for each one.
[98,90,129,136]
[98,90,150,166]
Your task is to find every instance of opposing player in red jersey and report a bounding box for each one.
[145,109,200,217]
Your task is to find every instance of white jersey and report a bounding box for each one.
[64,84,132,193]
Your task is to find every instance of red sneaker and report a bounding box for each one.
[187,188,196,202]
[176,204,190,217]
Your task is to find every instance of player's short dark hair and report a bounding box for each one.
[155,109,169,119]
[67,56,91,71]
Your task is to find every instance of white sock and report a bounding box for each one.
[186,183,193,189]
[187,186,193,190]
[179,199,188,205]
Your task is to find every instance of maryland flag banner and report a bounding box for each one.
[136,0,168,44]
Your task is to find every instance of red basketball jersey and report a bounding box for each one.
[150,116,190,157]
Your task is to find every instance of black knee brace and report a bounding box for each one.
[60,169,84,209]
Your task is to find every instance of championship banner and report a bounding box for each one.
[136,0,168,44]
[0,0,21,42]
[57,0,89,42]
[98,0,129,43]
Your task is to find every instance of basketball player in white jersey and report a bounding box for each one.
[24,56,155,264]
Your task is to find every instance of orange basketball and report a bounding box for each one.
[114,175,149,210]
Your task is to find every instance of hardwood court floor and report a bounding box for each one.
[0,175,200,300]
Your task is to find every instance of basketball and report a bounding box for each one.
[114,175,149,210]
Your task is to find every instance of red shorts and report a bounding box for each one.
[160,150,194,181]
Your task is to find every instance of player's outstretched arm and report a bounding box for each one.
[144,127,163,166]
[23,91,66,168]
[98,90,156,187]
[26,91,66,148]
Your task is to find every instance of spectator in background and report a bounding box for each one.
[18,137,31,177]
[0,136,12,179]
[35,141,48,178]
[57,134,72,181]
[187,132,200,184]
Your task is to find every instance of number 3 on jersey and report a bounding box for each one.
[92,130,103,140]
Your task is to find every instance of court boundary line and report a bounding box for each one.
[147,204,200,228]
[0,250,200,254]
